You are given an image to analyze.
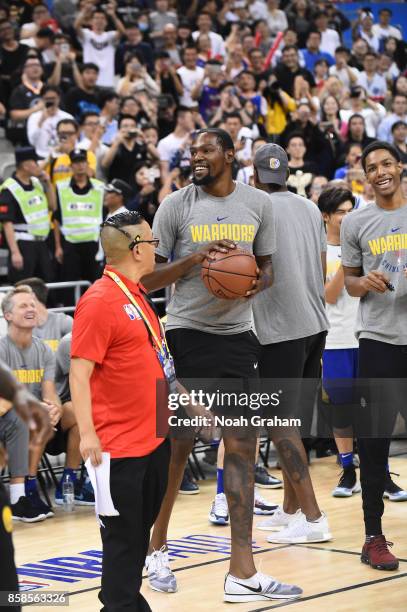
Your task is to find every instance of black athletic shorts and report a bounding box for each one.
[45,422,67,456]
[166,328,261,436]
[259,331,327,434]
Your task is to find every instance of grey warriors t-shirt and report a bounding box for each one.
[152,182,276,334]
[34,311,73,352]
[55,332,71,404]
[0,335,55,399]
[340,203,407,345]
[253,190,328,344]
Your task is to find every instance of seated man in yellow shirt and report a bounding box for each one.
[42,118,96,185]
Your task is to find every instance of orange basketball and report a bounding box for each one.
[201,248,258,299]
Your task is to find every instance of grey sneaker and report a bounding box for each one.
[145,547,177,593]
[224,571,302,602]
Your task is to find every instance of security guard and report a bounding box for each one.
[53,149,104,301]
[0,147,55,283]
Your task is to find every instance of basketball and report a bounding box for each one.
[201,248,258,299]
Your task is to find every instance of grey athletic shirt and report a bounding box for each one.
[340,202,407,345]
[153,182,276,334]
[253,190,328,345]
[55,332,71,404]
[34,311,73,352]
[0,335,55,399]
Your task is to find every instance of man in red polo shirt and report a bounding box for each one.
[70,210,171,612]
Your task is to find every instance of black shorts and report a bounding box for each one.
[259,332,326,433]
[45,422,68,456]
[166,328,261,436]
[166,328,260,378]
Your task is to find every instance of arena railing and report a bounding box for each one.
[0,281,168,313]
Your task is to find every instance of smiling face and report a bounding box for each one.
[323,199,354,233]
[364,149,403,198]
[190,132,233,186]
[5,292,38,330]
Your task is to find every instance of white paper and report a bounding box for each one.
[85,452,120,518]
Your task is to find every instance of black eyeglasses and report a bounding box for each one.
[101,221,159,250]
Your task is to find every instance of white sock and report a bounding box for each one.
[10,483,25,505]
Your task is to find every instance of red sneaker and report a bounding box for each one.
[361,535,399,570]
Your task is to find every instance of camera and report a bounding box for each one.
[128,129,139,137]
[45,100,55,108]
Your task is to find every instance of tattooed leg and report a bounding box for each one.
[271,427,321,521]
[223,436,257,578]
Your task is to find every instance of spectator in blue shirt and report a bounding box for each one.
[301,30,335,74]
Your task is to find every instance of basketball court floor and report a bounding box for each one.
[12,455,407,611]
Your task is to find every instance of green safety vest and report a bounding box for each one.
[57,179,104,243]
[1,177,50,237]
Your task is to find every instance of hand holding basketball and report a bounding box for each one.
[201,248,259,299]
[193,240,237,265]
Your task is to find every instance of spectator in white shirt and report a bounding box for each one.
[157,107,195,179]
[74,4,126,88]
[177,45,205,108]
[340,85,386,138]
[377,94,407,143]
[248,0,268,22]
[372,8,402,43]
[329,46,359,91]
[314,10,341,57]
[377,53,400,86]
[265,0,288,41]
[357,52,387,101]
[354,9,380,54]
[27,85,73,158]
[192,12,225,59]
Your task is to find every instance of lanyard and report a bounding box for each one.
[104,269,169,358]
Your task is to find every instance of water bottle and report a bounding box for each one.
[62,475,75,512]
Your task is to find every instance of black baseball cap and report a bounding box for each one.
[104,179,133,200]
[15,146,39,165]
[69,149,88,163]
[254,143,288,186]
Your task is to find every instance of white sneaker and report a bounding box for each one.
[257,506,300,531]
[266,511,332,544]
[224,571,302,602]
[209,492,229,525]
[254,488,279,515]
[145,547,177,593]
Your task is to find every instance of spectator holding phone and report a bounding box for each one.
[27,85,73,159]
[102,114,159,188]
[116,53,160,97]
[43,34,83,95]
[155,52,183,105]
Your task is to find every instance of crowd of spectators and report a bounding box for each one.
[0,0,406,290]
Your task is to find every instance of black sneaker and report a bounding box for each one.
[26,489,54,518]
[255,465,283,489]
[179,468,200,495]
[383,472,407,502]
[332,466,361,498]
[11,496,47,523]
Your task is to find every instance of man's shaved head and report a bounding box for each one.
[100,211,146,263]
